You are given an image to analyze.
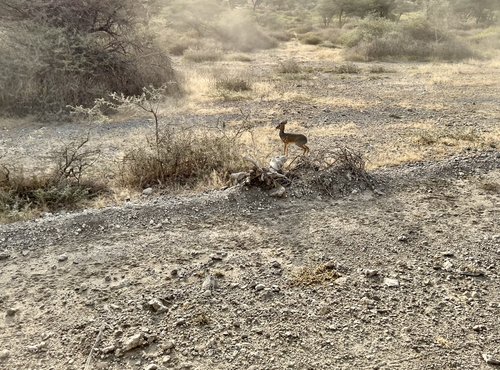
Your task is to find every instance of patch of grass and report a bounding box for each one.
[414,128,479,146]
[184,48,223,63]
[369,65,394,73]
[120,128,245,190]
[277,59,301,74]
[215,77,252,92]
[334,63,361,74]
[290,263,341,287]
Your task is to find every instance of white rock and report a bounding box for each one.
[383,278,400,287]
[142,187,154,195]
[255,284,265,291]
[148,298,167,313]
[57,254,68,262]
[443,260,454,270]
[145,364,159,370]
[202,275,218,292]
[123,333,143,351]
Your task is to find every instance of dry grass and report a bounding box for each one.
[290,263,342,287]
[120,127,245,190]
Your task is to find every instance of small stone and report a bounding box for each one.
[271,261,281,268]
[145,364,159,370]
[142,187,153,195]
[147,298,167,313]
[57,254,68,262]
[175,318,186,326]
[254,284,265,291]
[163,340,175,350]
[162,356,171,364]
[473,324,486,332]
[397,235,408,242]
[0,350,10,360]
[362,269,379,277]
[102,345,116,354]
[383,278,400,287]
[443,260,454,270]
[201,275,218,292]
[442,251,455,257]
[123,333,143,351]
[0,251,10,260]
[5,308,18,317]
[482,354,500,365]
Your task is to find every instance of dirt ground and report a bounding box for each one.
[0,42,499,370]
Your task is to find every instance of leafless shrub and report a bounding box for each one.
[51,135,101,185]
[290,147,376,197]
[0,138,105,221]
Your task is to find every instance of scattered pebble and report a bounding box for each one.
[147,298,167,313]
[145,364,159,370]
[482,354,500,365]
[473,325,486,332]
[123,333,143,351]
[142,187,154,195]
[254,284,265,291]
[0,251,10,260]
[57,254,68,262]
[5,308,18,317]
[201,275,218,292]
[383,278,400,287]
[0,350,10,360]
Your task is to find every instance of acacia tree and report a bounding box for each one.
[0,0,178,116]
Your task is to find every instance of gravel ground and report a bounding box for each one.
[1,152,499,370]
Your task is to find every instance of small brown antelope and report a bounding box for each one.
[276,120,309,156]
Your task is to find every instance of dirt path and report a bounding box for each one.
[1,152,499,370]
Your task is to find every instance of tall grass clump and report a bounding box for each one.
[0,0,179,117]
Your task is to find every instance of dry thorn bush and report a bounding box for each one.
[0,137,105,222]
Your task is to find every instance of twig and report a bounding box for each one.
[84,324,105,370]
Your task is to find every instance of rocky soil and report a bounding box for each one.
[1,151,499,370]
